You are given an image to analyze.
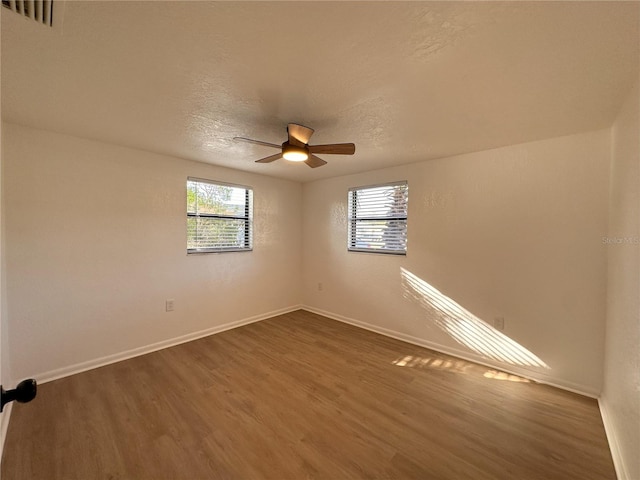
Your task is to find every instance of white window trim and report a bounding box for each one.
[187,177,253,254]
[347,180,408,255]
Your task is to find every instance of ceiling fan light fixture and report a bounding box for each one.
[236,123,354,168]
[282,144,308,162]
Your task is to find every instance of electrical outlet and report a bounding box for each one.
[494,316,504,331]
[318,282,323,291]
[166,299,175,312]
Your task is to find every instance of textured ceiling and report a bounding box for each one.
[2,1,639,182]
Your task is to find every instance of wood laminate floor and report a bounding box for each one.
[1,310,616,479]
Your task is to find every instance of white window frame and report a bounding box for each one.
[187,177,253,254]
[347,181,408,255]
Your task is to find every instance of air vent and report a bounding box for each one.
[2,0,54,27]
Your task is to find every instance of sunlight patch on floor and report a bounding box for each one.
[392,354,472,373]
[401,268,549,369]
[483,369,531,383]
[392,354,532,383]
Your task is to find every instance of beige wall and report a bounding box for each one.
[0,20,8,453]
[2,123,302,381]
[302,129,610,396]
[601,81,640,480]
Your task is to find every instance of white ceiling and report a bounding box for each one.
[2,1,639,183]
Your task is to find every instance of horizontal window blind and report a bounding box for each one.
[187,178,253,253]
[348,181,408,254]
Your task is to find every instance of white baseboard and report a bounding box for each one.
[302,305,600,398]
[35,305,302,384]
[0,402,13,465]
[31,303,599,397]
[599,398,626,480]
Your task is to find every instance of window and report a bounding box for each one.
[187,178,253,253]
[348,181,408,254]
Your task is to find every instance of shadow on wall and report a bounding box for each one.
[400,268,549,369]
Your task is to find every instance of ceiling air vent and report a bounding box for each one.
[2,0,54,27]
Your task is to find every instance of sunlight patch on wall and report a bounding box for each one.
[400,268,549,369]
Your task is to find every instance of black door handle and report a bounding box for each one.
[1,379,37,412]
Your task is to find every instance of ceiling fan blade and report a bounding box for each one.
[305,154,328,168]
[309,143,356,155]
[287,124,314,145]
[234,137,281,149]
[255,153,283,164]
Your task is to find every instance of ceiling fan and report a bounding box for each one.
[234,123,355,168]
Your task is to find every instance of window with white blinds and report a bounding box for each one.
[187,178,253,253]
[348,181,408,255]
